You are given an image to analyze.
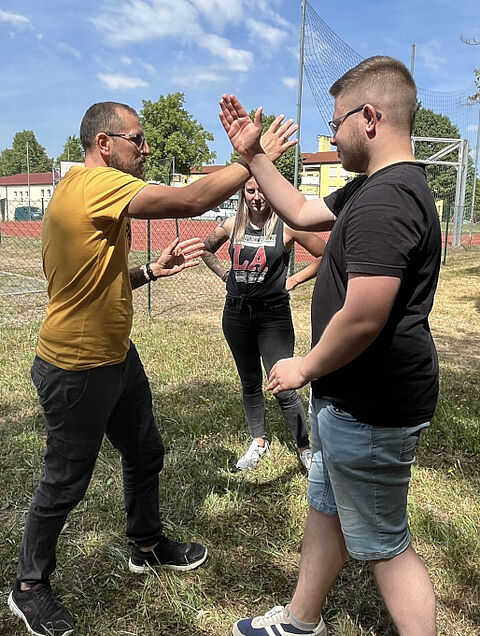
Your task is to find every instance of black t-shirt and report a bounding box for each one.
[312,162,441,427]
[226,217,289,302]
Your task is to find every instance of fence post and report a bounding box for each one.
[147,219,152,316]
[443,203,450,265]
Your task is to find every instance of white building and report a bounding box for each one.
[0,172,56,221]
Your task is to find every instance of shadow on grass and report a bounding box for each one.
[148,378,478,635]
[1,374,478,635]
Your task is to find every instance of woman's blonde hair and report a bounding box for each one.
[233,181,278,243]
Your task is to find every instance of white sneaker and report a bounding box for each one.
[299,448,313,472]
[235,438,270,471]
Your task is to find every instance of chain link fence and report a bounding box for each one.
[0,214,331,325]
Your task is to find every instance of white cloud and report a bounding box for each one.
[246,18,289,54]
[58,42,82,59]
[417,41,446,74]
[196,33,253,71]
[282,77,297,89]
[141,61,156,74]
[190,0,243,28]
[91,0,200,44]
[121,55,132,65]
[287,45,299,61]
[173,69,227,88]
[244,0,292,30]
[92,0,253,71]
[0,8,31,29]
[97,73,149,90]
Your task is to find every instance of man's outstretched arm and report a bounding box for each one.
[219,95,336,232]
[125,114,297,220]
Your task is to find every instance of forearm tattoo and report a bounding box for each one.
[129,266,149,290]
[202,232,230,279]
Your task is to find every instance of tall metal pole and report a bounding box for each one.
[26,141,31,208]
[293,0,306,192]
[410,44,416,77]
[172,156,180,238]
[291,0,306,275]
[469,107,480,239]
[147,218,152,316]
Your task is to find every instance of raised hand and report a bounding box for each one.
[151,237,204,278]
[219,94,262,160]
[219,94,297,162]
[261,113,298,163]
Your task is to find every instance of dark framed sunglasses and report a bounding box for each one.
[328,104,382,135]
[105,132,146,149]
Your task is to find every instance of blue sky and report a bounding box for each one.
[1,0,479,166]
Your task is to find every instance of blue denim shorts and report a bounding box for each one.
[307,396,429,561]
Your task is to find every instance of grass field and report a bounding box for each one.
[0,247,478,635]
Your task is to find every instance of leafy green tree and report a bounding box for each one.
[56,135,84,163]
[229,110,300,184]
[413,107,461,206]
[413,106,480,220]
[140,93,216,184]
[0,130,52,176]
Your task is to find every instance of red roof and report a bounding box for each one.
[302,151,341,165]
[0,172,53,186]
[191,152,341,174]
[190,165,226,175]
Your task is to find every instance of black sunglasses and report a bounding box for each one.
[328,104,382,135]
[105,132,146,149]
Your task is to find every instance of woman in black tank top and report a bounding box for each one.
[202,177,325,472]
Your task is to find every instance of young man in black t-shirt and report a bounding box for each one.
[220,56,439,636]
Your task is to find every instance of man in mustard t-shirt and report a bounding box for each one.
[8,101,296,636]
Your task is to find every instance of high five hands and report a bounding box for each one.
[219,95,298,163]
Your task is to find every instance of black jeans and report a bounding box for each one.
[222,296,309,448]
[17,341,164,582]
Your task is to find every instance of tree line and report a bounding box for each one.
[0,92,479,214]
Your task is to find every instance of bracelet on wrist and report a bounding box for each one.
[143,263,158,282]
[221,269,230,282]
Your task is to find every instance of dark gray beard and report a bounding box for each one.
[109,149,145,179]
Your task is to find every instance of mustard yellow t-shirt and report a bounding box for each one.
[37,166,148,370]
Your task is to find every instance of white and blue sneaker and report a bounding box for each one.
[233,605,327,636]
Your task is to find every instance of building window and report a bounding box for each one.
[340,168,349,178]
[47,189,51,197]
[329,185,337,194]
[41,189,45,197]
[329,166,337,178]
[14,191,17,198]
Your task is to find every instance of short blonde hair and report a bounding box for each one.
[330,56,417,135]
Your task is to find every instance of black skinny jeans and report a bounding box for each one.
[17,341,164,583]
[222,296,309,448]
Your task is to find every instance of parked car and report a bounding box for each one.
[14,205,44,221]
[196,204,236,222]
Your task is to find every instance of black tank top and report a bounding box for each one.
[226,216,289,302]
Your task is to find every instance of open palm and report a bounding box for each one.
[219,95,263,159]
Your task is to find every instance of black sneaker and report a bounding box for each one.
[8,580,74,636]
[128,535,208,574]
